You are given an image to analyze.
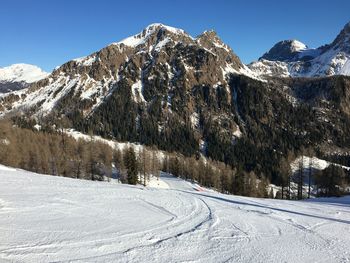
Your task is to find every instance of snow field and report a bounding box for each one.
[0,165,350,262]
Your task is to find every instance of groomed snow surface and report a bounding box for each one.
[0,165,350,262]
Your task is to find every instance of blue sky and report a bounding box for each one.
[1,0,350,71]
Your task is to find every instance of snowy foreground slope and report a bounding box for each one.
[0,166,350,263]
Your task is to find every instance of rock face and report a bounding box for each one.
[0,23,255,113]
[0,64,48,93]
[0,24,257,145]
[249,22,350,77]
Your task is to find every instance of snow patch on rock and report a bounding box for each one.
[131,80,146,103]
[114,23,188,48]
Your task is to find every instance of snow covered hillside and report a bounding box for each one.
[0,165,350,262]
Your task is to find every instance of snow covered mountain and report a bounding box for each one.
[0,64,48,93]
[0,23,258,115]
[249,22,350,77]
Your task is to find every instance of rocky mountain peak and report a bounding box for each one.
[197,30,220,46]
[249,21,350,78]
[197,30,219,40]
[112,23,193,49]
[196,30,228,48]
[0,23,260,119]
[51,23,249,84]
[143,23,186,36]
[260,40,308,62]
[196,30,243,70]
[328,21,350,52]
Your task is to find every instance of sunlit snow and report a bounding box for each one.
[0,165,350,262]
[0,64,48,83]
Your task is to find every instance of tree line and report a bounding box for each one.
[1,119,348,198]
[0,120,113,180]
[274,153,350,199]
[0,120,272,197]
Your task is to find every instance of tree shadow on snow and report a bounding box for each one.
[191,192,350,225]
[304,195,350,208]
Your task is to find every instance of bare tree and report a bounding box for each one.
[297,156,304,200]
[307,149,315,198]
[139,148,151,186]
[279,157,291,199]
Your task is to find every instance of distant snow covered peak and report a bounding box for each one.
[0,64,49,83]
[249,21,350,77]
[260,39,309,62]
[108,23,253,79]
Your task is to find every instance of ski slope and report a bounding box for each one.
[0,166,350,262]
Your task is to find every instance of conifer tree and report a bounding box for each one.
[124,147,139,185]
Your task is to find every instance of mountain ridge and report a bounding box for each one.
[249,22,350,77]
[0,23,259,117]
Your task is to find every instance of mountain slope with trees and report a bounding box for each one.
[1,23,350,197]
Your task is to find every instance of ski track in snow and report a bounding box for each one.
[0,166,350,262]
